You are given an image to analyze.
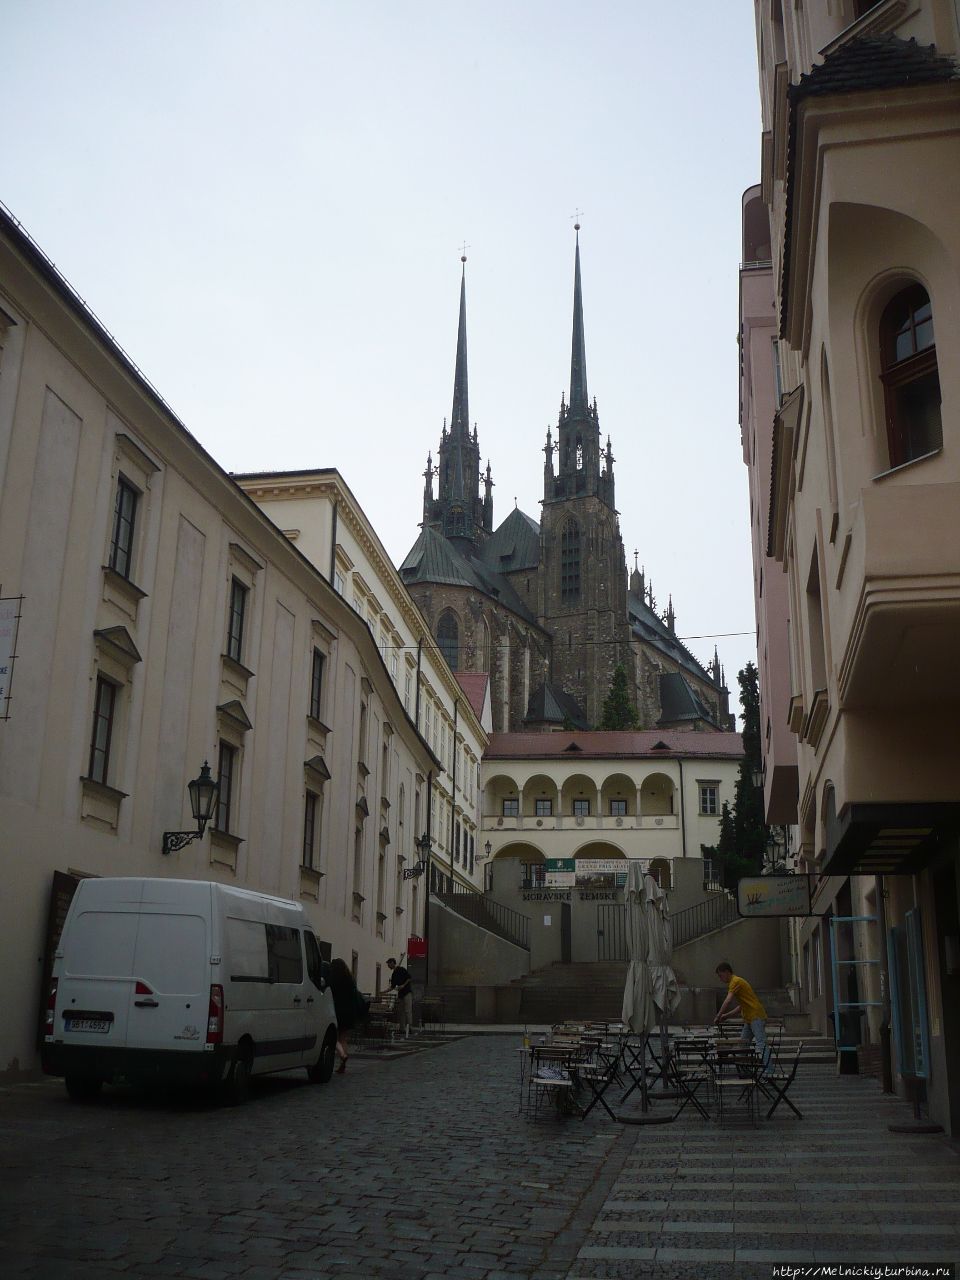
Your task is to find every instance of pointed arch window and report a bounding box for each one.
[880,284,942,468]
[446,507,465,537]
[437,610,459,670]
[561,520,581,602]
[478,616,491,672]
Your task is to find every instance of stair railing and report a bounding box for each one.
[672,893,740,947]
[437,891,530,950]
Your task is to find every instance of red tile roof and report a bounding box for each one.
[484,729,744,761]
[455,672,489,720]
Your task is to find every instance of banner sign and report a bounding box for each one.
[737,874,816,917]
[576,858,628,886]
[544,857,576,887]
[0,596,22,719]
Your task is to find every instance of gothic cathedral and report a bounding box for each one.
[400,232,732,735]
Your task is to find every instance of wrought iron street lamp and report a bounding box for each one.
[162,761,219,855]
[484,840,492,859]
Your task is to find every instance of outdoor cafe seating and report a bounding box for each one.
[516,1021,804,1128]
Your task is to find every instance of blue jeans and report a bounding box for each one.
[740,1018,769,1070]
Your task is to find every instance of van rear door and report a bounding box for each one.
[56,907,140,1049]
[126,908,209,1053]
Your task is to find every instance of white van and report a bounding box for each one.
[41,877,338,1104]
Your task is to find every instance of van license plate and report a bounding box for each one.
[65,1018,111,1033]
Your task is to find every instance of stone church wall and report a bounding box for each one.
[407,582,550,732]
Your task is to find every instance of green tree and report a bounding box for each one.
[701,662,766,891]
[598,664,639,730]
[732,662,765,876]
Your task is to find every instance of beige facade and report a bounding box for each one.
[0,210,441,1076]
[481,731,743,885]
[747,1,960,1132]
[233,472,488,894]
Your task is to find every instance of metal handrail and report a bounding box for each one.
[672,893,739,947]
[438,891,530,950]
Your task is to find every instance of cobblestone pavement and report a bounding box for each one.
[1,1035,959,1280]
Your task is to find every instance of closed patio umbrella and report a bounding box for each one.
[644,871,681,1079]
[621,861,655,1112]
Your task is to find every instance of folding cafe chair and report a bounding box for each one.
[758,1041,804,1120]
[577,1031,626,1121]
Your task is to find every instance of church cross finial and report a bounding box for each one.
[571,208,584,231]
[459,241,470,263]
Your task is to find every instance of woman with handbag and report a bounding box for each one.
[328,958,368,1073]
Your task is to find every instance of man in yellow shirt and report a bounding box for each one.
[714,962,770,1070]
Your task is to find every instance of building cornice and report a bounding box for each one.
[236,470,488,744]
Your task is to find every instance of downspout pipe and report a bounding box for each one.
[329,500,338,586]
[450,699,459,889]
[422,769,433,982]
[415,638,423,728]
[875,873,894,1094]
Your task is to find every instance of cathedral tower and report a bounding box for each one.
[421,257,491,547]
[539,227,632,725]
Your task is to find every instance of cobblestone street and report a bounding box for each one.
[1,1034,959,1280]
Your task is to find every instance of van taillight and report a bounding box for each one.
[44,978,58,1036]
[206,984,224,1044]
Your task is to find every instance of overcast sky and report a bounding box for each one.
[2,1,763,709]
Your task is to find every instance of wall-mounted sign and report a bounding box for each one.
[737,874,817,917]
[544,857,576,887]
[0,596,22,720]
[402,861,426,880]
[576,857,628,887]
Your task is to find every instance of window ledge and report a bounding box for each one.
[209,829,243,872]
[221,653,256,682]
[299,865,324,901]
[101,565,148,604]
[872,447,942,483]
[210,828,244,849]
[306,714,332,737]
[79,776,129,803]
[79,776,127,833]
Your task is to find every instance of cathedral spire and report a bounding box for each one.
[569,224,589,416]
[431,253,484,545]
[451,255,469,436]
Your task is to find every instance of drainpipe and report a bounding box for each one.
[875,873,894,1093]
[449,699,459,889]
[422,769,433,983]
[414,638,423,728]
[329,500,338,586]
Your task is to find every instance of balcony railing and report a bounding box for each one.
[482,813,678,831]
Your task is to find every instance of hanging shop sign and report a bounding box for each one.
[737,874,819,917]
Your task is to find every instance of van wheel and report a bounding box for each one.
[224,1051,253,1106]
[65,1075,103,1102]
[307,1030,337,1084]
